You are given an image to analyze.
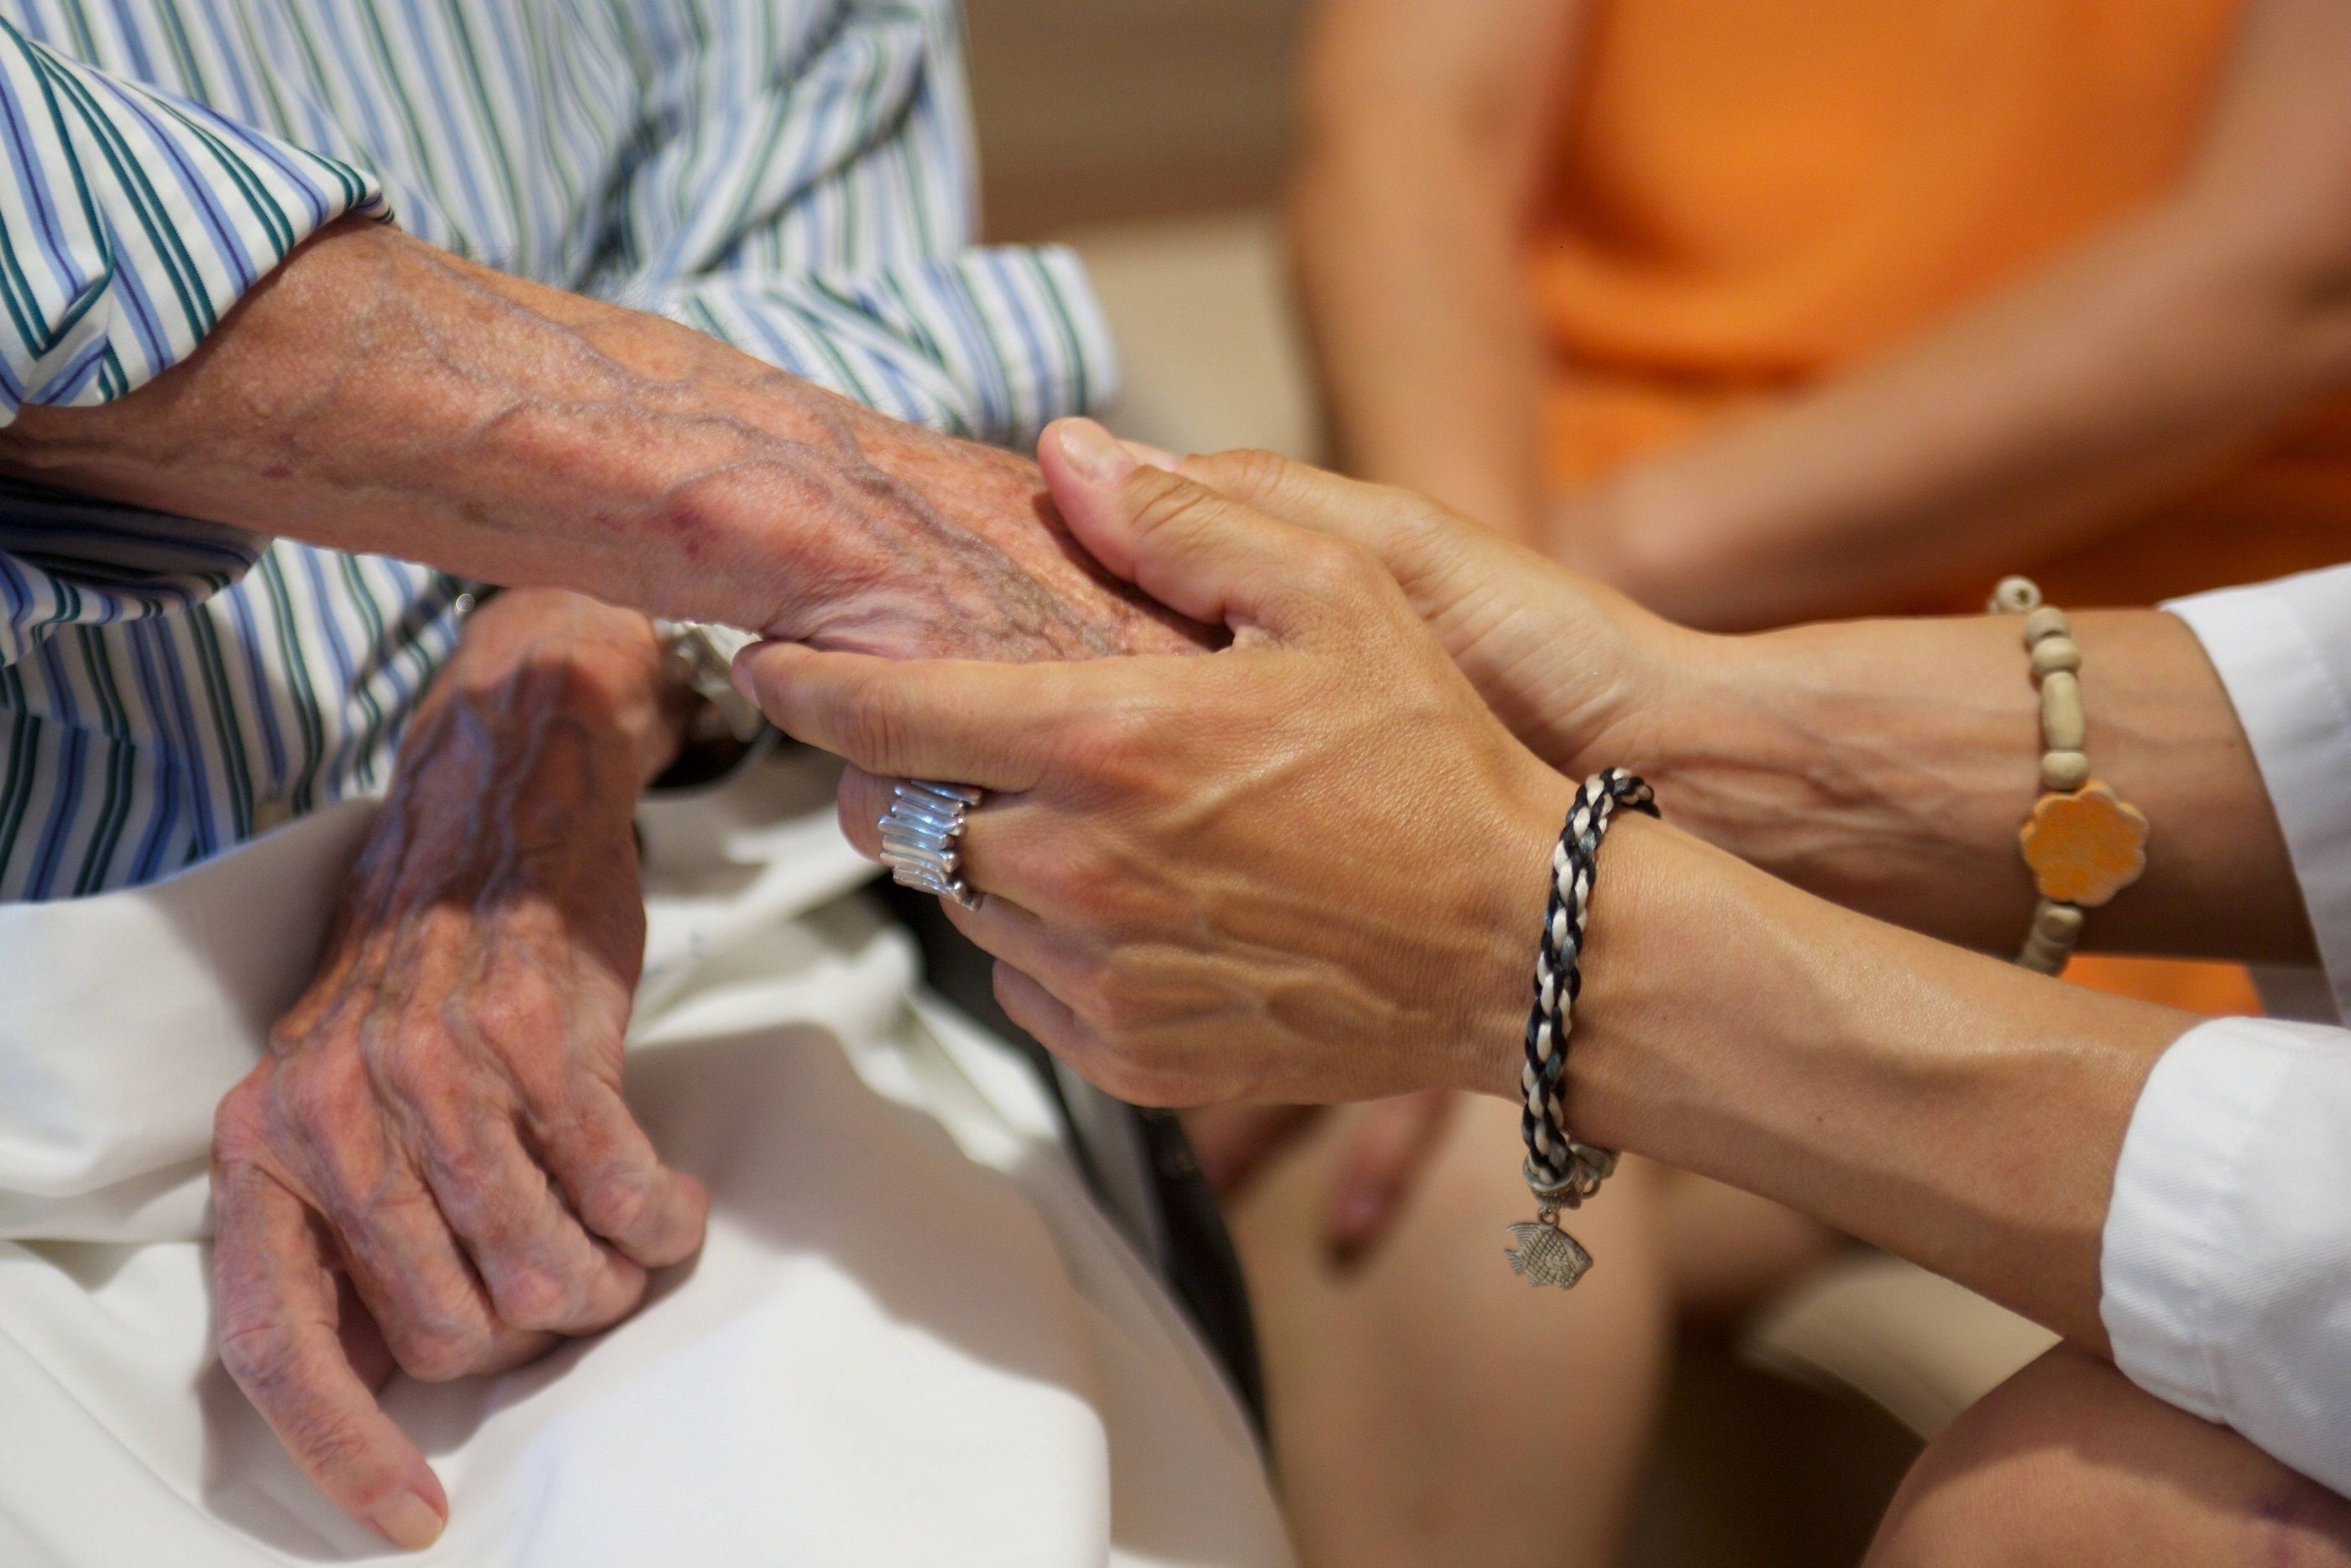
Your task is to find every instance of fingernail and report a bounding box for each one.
[1118,439,1181,472]
[372,1492,446,1551]
[1054,418,1135,483]
[727,640,773,703]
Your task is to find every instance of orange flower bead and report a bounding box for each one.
[2019,783,2149,908]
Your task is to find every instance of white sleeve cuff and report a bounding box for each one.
[2102,1015,2351,1493]
[2165,568,2351,1024]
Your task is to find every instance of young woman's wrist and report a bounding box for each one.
[1462,762,1585,1102]
[1640,617,2041,950]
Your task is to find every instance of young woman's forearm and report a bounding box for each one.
[1555,815,2194,1351]
[0,221,1199,661]
[1572,195,2351,629]
[1287,0,1587,540]
[1290,129,1550,538]
[1646,609,2314,963]
[1567,0,2351,629]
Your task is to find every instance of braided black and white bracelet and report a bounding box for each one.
[1506,767,1658,1288]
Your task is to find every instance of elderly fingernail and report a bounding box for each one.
[372,1492,446,1551]
[1054,418,1135,483]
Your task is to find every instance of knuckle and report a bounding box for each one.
[1185,446,1292,508]
[1056,709,1141,784]
[1055,707,1188,810]
[1297,535,1382,598]
[390,1320,488,1383]
[1074,959,1155,1035]
[273,1398,373,1477]
[1395,491,1454,536]
[424,1136,490,1200]
[369,1027,442,1103]
[212,1074,275,1162]
[577,1168,657,1242]
[1125,470,1226,539]
[279,1052,367,1138]
[836,671,914,775]
[1219,447,1293,496]
[1030,844,1117,917]
[484,1261,582,1331]
[463,983,560,1055]
[835,781,885,855]
[1071,879,1154,945]
[1086,1045,1179,1109]
[1117,1068,1189,1110]
[216,1317,294,1393]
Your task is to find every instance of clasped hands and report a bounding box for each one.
[207,416,1672,1554]
[739,421,1682,1117]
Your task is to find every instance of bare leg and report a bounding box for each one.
[1867,1345,2351,1568]
[1227,1095,1671,1568]
[1656,1171,1844,1325]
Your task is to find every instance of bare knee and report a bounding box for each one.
[1866,1345,2351,1568]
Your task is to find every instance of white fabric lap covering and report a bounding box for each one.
[0,749,1290,1565]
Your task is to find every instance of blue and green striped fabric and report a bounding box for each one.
[0,0,1115,901]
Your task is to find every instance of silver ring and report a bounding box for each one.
[878,780,983,909]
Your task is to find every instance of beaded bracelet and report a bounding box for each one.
[1988,577,2149,974]
[1507,768,1657,1289]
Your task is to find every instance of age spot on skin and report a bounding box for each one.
[642,501,710,562]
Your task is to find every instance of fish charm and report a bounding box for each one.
[1504,1217,1594,1289]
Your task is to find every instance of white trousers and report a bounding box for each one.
[0,749,1290,1566]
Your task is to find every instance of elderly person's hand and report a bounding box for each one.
[736,420,1573,1109]
[208,590,708,1551]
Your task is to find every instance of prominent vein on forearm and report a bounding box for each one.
[3,224,1191,658]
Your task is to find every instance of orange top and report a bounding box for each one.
[1528,0,2349,614]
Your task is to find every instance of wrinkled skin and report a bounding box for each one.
[209,591,705,1550]
[0,222,1209,664]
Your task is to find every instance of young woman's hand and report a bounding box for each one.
[1160,447,1699,781]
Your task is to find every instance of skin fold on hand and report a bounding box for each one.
[208,590,707,1552]
[0,220,1208,664]
[1163,447,1689,778]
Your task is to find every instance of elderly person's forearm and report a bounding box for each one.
[0,219,1202,661]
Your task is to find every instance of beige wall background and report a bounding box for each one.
[967,0,1308,238]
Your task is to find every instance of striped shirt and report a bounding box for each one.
[0,0,1113,902]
